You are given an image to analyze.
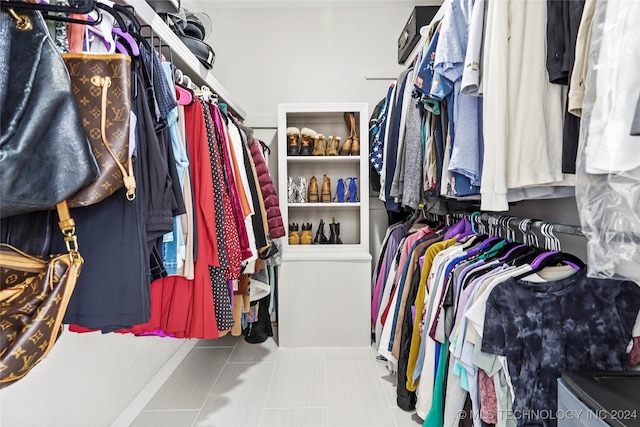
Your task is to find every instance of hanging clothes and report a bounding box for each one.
[372,215,640,425]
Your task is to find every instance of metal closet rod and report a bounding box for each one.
[454,212,585,237]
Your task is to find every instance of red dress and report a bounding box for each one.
[132,100,220,339]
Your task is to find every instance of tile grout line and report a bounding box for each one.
[110,339,199,427]
[257,339,280,426]
[189,337,240,427]
[323,347,331,425]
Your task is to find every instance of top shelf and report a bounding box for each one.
[287,156,361,163]
[117,0,246,120]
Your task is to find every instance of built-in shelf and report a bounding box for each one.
[117,0,246,119]
[286,156,362,163]
[288,202,361,208]
[277,103,372,348]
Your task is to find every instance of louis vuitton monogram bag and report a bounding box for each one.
[62,53,137,207]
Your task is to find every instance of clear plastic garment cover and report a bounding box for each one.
[575,0,640,282]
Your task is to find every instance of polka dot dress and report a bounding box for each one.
[212,109,242,280]
[200,99,234,332]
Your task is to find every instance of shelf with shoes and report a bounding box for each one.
[277,103,372,347]
[286,156,361,163]
[277,103,370,253]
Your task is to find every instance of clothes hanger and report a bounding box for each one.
[94,3,140,57]
[511,250,585,281]
[173,69,194,106]
[2,0,96,14]
[510,223,585,280]
[11,0,103,26]
[87,3,139,57]
[84,6,116,53]
[111,4,140,33]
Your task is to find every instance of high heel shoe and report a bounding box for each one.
[334,178,346,203]
[346,177,358,202]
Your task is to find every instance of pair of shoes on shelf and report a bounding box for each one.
[313,218,342,244]
[333,177,358,203]
[289,222,313,245]
[309,175,332,203]
[313,134,340,156]
[287,176,308,203]
[287,127,321,156]
[339,112,360,156]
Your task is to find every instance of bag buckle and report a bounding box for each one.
[7,8,33,31]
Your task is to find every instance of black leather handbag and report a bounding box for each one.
[0,7,99,218]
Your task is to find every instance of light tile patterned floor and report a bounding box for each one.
[129,334,422,427]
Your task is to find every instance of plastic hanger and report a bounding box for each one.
[2,0,96,14]
[84,7,116,53]
[174,69,194,106]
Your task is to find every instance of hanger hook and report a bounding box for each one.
[550,224,561,251]
[470,211,480,234]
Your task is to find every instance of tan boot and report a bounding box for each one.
[308,176,319,202]
[300,128,316,156]
[349,113,360,155]
[313,134,326,156]
[326,136,340,156]
[339,134,352,156]
[287,127,300,156]
[300,223,313,244]
[340,112,359,156]
[350,134,360,156]
[321,174,331,202]
[288,223,300,245]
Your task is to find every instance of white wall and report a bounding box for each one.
[196,0,440,259]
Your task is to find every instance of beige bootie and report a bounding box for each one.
[313,134,326,156]
[326,136,340,156]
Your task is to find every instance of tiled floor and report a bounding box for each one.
[128,333,423,427]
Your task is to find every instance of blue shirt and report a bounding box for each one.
[433,0,484,188]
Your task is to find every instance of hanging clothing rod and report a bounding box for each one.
[468,212,585,237]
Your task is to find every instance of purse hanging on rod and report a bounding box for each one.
[63,52,137,206]
[0,201,84,388]
[0,6,99,218]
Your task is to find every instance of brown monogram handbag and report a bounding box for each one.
[62,53,137,207]
[0,201,83,388]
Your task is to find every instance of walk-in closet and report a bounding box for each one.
[1,0,638,426]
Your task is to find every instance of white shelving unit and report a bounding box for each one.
[276,103,372,347]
